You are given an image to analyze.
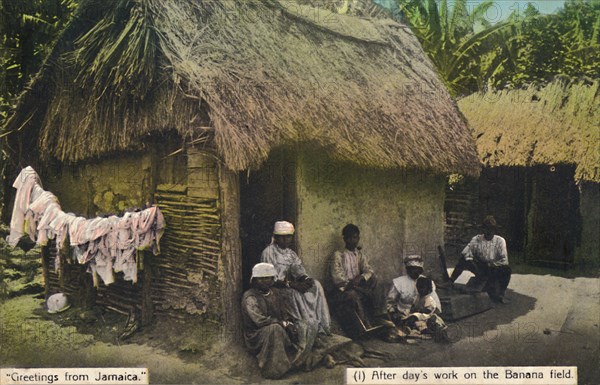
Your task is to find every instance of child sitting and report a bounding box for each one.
[403,277,442,331]
[385,256,449,342]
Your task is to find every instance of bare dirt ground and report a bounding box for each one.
[1,273,599,385]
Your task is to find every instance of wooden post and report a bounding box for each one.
[80,267,96,309]
[218,165,242,344]
[438,245,450,282]
[40,245,50,301]
[58,244,68,293]
[141,251,154,326]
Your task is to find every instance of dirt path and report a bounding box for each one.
[1,274,598,385]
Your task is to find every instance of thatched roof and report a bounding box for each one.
[458,80,600,182]
[5,0,479,175]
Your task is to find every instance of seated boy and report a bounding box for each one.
[330,224,378,338]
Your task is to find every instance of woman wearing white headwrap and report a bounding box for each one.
[241,263,318,379]
[260,221,331,335]
[385,255,447,341]
[386,255,441,319]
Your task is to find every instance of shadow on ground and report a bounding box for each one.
[444,288,537,340]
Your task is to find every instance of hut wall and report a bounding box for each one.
[40,148,227,322]
[576,182,598,266]
[443,176,481,264]
[43,154,152,217]
[152,147,224,321]
[294,151,447,296]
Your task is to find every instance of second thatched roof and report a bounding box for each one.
[459,80,600,182]
[5,0,479,175]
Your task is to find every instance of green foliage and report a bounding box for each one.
[0,0,77,217]
[396,0,515,96]
[447,173,465,189]
[393,0,600,95]
[0,0,78,125]
[489,0,600,89]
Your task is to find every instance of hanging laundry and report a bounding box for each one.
[25,191,59,242]
[98,215,120,259]
[90,249,115,285]
[8,167,41,246]
[36,202,61,246]
[7,166,166,286]
[48,211,75,247]
[69,216,88,246]
[132,206,165,254]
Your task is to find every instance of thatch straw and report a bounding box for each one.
[458,79,600,182]
[5,0,479,175]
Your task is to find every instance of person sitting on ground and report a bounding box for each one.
[385,255,444,341]
[449,215,512,303]
[241,263,318,379]
[261,221,331,335]
[330,224,378,338]
[402,276,447,338]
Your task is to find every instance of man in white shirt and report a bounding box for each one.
[449,216,512,303]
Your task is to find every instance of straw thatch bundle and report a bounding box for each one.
[5,0,479,175]
[459,80,600,182]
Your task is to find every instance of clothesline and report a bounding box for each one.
[8,166,165,286]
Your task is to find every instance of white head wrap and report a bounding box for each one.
[251,263,277,282]
[273,221,295,235]
[404,254,424,268]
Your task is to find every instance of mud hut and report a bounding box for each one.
[454,80,599,267]
[3,0,479,340]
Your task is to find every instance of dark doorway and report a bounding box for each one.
[240,149,297,290]
[479,167,529,252]
[526,165,581,266]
